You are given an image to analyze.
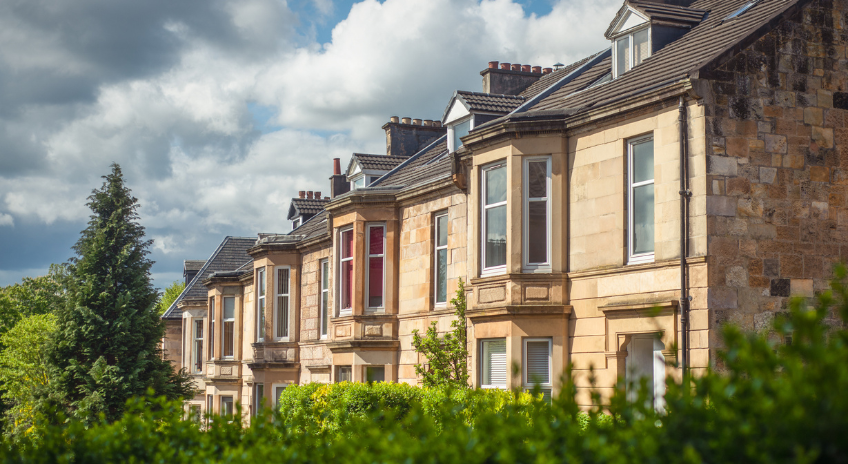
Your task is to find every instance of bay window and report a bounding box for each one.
[482,162,507,274]
[614,27,650,78]
[320,259,329,338]
[256,268,265,342]
[193,319,204,374]
[223,297,235,359]
[524,338,552,402]
[339,228,353,316]
[366,224,385,312]
[628,136,655,264]
[523,157,551,270]
[434,213,448,305]
[480,339,507,389]
[275,267,290,340]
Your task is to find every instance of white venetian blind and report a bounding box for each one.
[276,268,289,338]
[482,339,507,387]
[525,340,551,385]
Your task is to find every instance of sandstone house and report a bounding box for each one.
[162,0,848,418]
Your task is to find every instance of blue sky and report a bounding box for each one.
[0,0,619,289]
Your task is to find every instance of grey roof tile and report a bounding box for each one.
[350,153,409,172]
[288,198,330,220]
[371,136,448,189]
[456,91,525,113]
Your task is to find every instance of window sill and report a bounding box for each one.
[481,266,507,278]
[521,266,552,274]
[627,253,655,266]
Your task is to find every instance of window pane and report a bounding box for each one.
[224,322,234,357]
[617,36,630,74]
[221,397,233,416]
[258,269,265,295]
[277,296,288,337]
[321,261,329,289]
[277,268,289,295]
[342,260,353,309]
[528,201,548,264]
[342,230,353,259]
[633,28,649,66]
[369,226,384,255]
[528,161,547,198]
[437,215,448,247]
[485,205,507,268]
[482,339,507,387]
[366,366,385,383]
[274,386,286,405]
[525,341,550,385]
[224,297,235,320]
[338,366,352,382]
[368,257,383,307]
[321,292,329,334]
[436,248,447,303]
[633,184,655,255]
[258,300,265,341]
[632,139,654,183]
[453,119,471,150]
[485,165,506,205]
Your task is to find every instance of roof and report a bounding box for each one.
[605,1,707,38]
[519,51,606,99]
[371,136,449,189]
[287,198,330,220]
[292,210,329,240]
[183,260,205,272]
[455,91,525,113]
[161,236,256,319]
[521,0,805,116]
[348,153,409,173]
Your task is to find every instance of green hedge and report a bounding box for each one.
[5,269,848,463]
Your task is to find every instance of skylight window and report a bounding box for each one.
[725,1,759,21]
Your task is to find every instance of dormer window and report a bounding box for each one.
[614,27,650,78]
[450,117,472,152]
[292,218,301,230]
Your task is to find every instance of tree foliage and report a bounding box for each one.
[0,314,57,438]
[0,267,65,338]
[155,281,185,316]
[411,278,469,388]
[39,164,194,425]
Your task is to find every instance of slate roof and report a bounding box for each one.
[349,153,409,172]
[519,50,606,99]
[522,0,804,115]
[605,0,707,38]
[161,236,256,319]
[288,198,330,220]
[292,210,329,240]
[455,91,526,113]
[183,260,205,272]
[371,136,449,189]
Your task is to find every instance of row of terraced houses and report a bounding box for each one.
[162,0,848,418]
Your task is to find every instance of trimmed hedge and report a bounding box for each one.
[5,267,848,463]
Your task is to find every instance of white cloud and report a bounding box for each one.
[0,213,13,227]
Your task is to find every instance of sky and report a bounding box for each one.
[0,0,621,289]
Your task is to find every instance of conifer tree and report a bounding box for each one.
[42,164,193,423]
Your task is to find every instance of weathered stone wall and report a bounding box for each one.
[702,0,848,362]
[397,189,467,384]
[299,246,333,384]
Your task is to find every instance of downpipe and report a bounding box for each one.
[678,96,692,372]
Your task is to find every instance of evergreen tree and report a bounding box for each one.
[42,164,193,423]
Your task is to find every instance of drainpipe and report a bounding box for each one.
[678,96,692,371]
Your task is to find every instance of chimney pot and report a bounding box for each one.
[299,190,306,198]
[423,119,432,126]
[315,191,321,198]
[307,191,314,199]
[333,158,341,175]
[500,62,511,70]
[521,64,531,72]
[542,67,552,74]
[488,61,499,69]
[325,196,330,200]
[412,118,421,125]
[390,116,399,123]
[401,117,411,124]
[532,66,542,73]
[433,121,442,127]
[511,64,521,71]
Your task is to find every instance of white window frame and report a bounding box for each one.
[434,212,449,306]
[522,156,552,272]
[613,25,651,79]
[338,227,354,317]
[271,383,287,408]
[274,266,291,341]
[447,115,474,153]
[523,338,552,389]
[256,268,265,342]
[292,218,301,230]
[320,258,330,339]
[365,223,386,313]
[481,161,508,277]
[480,338,508,390]
[627,135,655,265]
[192,318,204,374]
[222,296,235,360]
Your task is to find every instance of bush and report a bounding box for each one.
[5,268,848,463]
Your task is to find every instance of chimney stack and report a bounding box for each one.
[315,191,321,198]
[542,68,552,74]
[330,158,350,198]
[382,115,446,158]
[299,190,306,198]
[307,191,314,199]
[481,60,545,95]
